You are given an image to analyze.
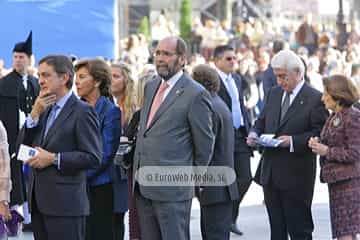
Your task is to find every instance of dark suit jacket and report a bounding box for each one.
[197,94,239,206]
[257,66,277,99]
[87,96,121,186]
[218,73,251,148]
[320,107,360,183]
[217,73,252,185]
[253,84,328,201]
[0,71,39,206]
[23,94,102,216]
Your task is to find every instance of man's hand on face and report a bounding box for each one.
[30,91,56,120]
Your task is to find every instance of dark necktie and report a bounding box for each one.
[44,104,60,138]
[281,92,291,120]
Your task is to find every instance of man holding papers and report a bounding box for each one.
[22,55,101,240]
[247,50,328,240]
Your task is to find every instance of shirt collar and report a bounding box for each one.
[162,70,183,87]
[56,90,72,109]
[290,79,305,96]
[214,66,232,82]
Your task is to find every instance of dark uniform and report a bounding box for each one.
[0,31,39,206]
[0,71,39,206]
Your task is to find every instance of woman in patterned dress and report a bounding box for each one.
[309,74,360,240]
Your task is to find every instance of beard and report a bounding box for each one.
[156,58,180,80]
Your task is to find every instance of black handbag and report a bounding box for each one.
[114,110,140,169]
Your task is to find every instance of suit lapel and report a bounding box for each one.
[42,94,76,145]
[28,76,40,95]
[278,84,307,129]
[218,79,231,109]
[94,96,106,126]
[270,88,283,130]
[232,74,243,99]
[145,75,187,131]
[232,74,252,131]
[39,107,52,145]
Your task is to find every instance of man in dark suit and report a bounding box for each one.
[133,37,215,240]
[247,50,328,240]
[0,31,39,210]
[192,64,239,240]
[23,55,102,240]
[213,45,252,235]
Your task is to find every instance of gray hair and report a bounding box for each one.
[271,50,305,78]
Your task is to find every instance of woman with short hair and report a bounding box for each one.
[309,74,360,240]
[75,58,122,240]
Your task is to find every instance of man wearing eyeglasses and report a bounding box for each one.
[247,50,328,240]
[133,36,215,240]
[213,45,252,236]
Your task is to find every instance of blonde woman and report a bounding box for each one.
[111,62,136,128]
[111,62,138,240]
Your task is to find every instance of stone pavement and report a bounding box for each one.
[9,203,333,240]
[12,153,333,240]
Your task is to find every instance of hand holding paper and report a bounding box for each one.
[17,144,39,162]
[18,145,55,169]
[247,134,283,147]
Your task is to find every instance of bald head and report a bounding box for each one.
[159,36,187,56]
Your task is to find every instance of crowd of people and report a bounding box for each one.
[0,12,359,240]
[119,13,360,123]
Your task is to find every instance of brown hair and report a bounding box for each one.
[322,74,360,108]
[192,64,220,93]
[39,55,74,89]
[75,58,112,98]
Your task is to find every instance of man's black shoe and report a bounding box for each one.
[230,223,243,235]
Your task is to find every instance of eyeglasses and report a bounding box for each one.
[154,50,177,58]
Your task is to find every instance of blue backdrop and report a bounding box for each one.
[0,0,115,68]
